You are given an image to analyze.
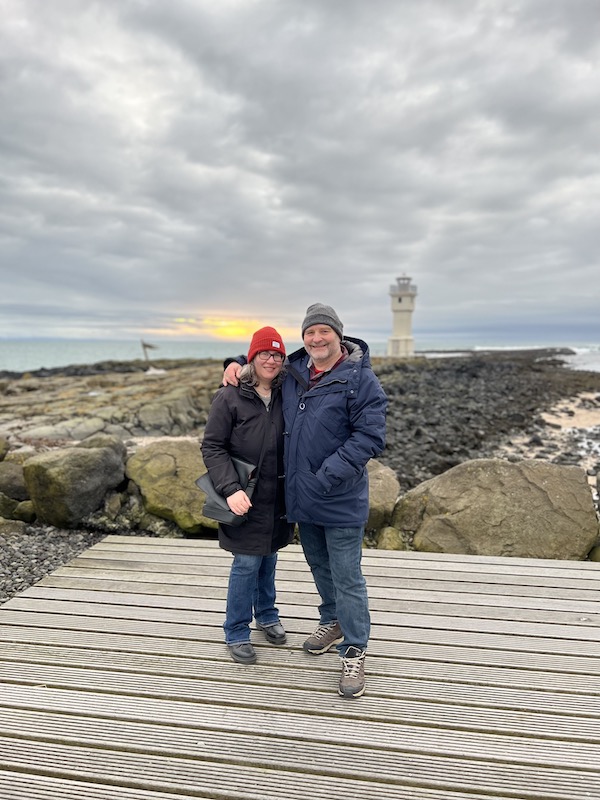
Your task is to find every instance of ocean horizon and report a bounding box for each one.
[1,336,600,374]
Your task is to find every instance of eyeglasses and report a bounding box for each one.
[256,351,285,363]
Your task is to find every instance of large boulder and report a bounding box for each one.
[125,439,212,534]
[366,459,401,530]
[23,440,126,527]
[393,458,599,560]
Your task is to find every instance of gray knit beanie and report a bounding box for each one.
[301,303,344,340]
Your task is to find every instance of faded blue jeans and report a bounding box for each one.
[224,552,280,645]
[298,523,370,653]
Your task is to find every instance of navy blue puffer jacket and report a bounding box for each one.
[281,337,388,526]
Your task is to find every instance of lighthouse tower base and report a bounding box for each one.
[387,336,414,358]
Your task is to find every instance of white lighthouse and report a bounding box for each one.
[387,275,417,357]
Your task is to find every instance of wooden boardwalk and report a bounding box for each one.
[1,535,600,799]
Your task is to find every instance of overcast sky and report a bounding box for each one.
[1,0,599,347]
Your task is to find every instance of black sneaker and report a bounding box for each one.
[338,646,366,698]
[228,642,257,664]
[303,621,343,654]
[256,621,287,645]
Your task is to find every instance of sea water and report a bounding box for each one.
[560,347,600,374]
[0,339,284,374]
[1,338,599,374]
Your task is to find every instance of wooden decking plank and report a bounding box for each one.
[6,584,600,630]
[0,771,218,800]
[2,640,598,694]
[33,572,600,632]
[90,536,600,579]
[0,770,549,800]
[3,606,600,654]
[7,592,600,633]
[73,541,600,572]
[0,737,456,800]
[13,585,600,629]
[1,732,599,799]
[2,656,599,718]
[46,565,247,586]
[100,535,600,571]
[362,548,600,572]
[63,557,600,603]
[39,562,600,611]
[2,704,600,772]
[0,674,598,741]
[3,535,600,800]
[15,582,600,625]
[2,622,598,675]
[27,574,600,634]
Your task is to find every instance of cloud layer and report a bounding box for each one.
[1,0,599,346]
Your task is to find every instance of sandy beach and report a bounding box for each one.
[494,391,600,498]
[541,392,600,429]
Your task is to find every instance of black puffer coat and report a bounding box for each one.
[200,382,294,556]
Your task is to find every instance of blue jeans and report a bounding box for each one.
[224,552,280,644]
[299,523,370,653]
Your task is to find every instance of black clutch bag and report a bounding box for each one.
[196,457,257,527]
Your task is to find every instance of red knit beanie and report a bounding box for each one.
[247,326,286,363]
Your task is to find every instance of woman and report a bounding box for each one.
[201,326,294,664]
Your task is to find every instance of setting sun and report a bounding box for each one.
[202,318,269,340]
[144,316,297,342]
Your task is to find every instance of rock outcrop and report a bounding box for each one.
[23,435,126,528]
[0,362,222,443]
[2,354,600,558]
[366,459,400,531]
[125,439,215,534]
[393,458,599,560]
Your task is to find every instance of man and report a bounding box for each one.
[223,303,388,697]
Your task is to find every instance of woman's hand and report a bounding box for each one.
[226,489,252,516]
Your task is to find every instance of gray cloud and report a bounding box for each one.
[1,0,599,346]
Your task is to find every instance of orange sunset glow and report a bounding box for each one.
[144,317,298,341]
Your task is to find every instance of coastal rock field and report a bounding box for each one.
[375,350,600,488]
[1,349,600,603]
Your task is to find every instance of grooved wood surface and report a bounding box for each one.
[1,535,600,799]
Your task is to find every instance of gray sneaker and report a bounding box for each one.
[303,621,343,654]
[338,646,366,698]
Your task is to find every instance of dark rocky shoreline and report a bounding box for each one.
[377,350,600,488]
[2,349,600,605]
[0,357,216,381]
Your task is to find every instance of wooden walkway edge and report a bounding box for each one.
[1,534,600,799]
